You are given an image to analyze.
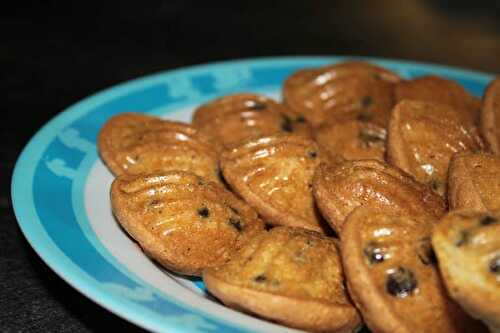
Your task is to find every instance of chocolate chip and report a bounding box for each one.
[357,111,374,122]
[296,115,306,123]
[361,96,373,108]
[264,223,274,230]
[306,239,316,246]
[245,100,267,110]
[364,242,387,264]
[197,207,210,218]
[455,230,469,247]
[386,267,418,298]
[307,151,317,159]
[228,217,243,231]
[281,116,294,133]
[480,216,498,226]
[489,255,500,274]
[253,274,267,283]
[417,238,437,265]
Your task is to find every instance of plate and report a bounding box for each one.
[11,56,494,333]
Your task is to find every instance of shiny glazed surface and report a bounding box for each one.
[387,100,482,196]
[395,75,480,126]
[282,61,401,127]
[312,160,445,233]
[221,134,327,232]
[111,171,264,276]
[192,93,311,147]
[315,112,387,162]
[203,227,362,333]
[432,210,500,332]
[448,153,500,211]
[341,208,483,333]
[98,113,220,182]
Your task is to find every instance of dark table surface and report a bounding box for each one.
[3,1,500,332]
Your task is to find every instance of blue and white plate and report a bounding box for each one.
[11,57,494,333]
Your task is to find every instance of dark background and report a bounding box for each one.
[2,1,500,332]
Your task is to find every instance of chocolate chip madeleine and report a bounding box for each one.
[111,171,264,276]
[481,77,500,154]
[192,93,311,147]
[395,75,481,126]
[387,100,483,196]
[448,153,500,212]
[341,207,485,333]
[312,160,445,233]
[282,61,401,127]
[98,113,220,181]
[203,226,361,333]
[220,134,329,233]
[432,210,500,333]
[315,112,387,162]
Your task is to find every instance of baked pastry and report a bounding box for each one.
[312,160,445,233]
[480,77,500,154]
[111,170,264,276]
[387,100,483,196]
[315,112,387,162]
[448,153,500,211]
[220,134,329,233]
[98,113,220,181]
[341,207,485,333]
[203,226,362,333]
[282,61,401,127]
[432,210,500,333]
[192,93,311,148]
[395,75,480,126]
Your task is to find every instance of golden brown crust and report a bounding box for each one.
[448,153,500,212]
[203,227,361,333]
[395,75,481,126]
[481,77,500,154]
[110,170,264,276]
[341,207,485,333]
[312,160,445,233]
[282,61,401,127]
[315,112,387,162]
[98,113,220,181]
[432,209,500,332]
[220,134,329,233]
[192,93,311,147]
[387,100,483,196]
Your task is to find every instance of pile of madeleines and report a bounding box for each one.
[98,61,500,333]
